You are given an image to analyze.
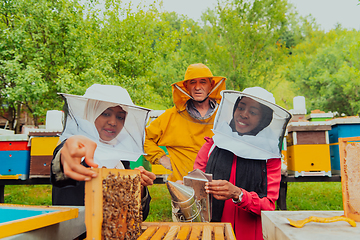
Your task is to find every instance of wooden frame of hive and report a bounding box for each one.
[85,168,141,240]
[139,222,236,240]
[339,137,360,222]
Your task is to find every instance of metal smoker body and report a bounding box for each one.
[166,169,212,222]
[183,169,212,222]
[166,181,202,222]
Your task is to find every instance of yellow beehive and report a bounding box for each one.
[287,144,331,175]
[286,122,332,177]
[151,164,172,175]
[30,137,59,156]
[29,133,60,177]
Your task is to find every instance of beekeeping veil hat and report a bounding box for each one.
[212,87,291,160]
[171,63,226,123]
[59,84,151,168]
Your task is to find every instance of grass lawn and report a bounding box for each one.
[3,181,343,222]
[3,185,52,206]
[286,182,343,210]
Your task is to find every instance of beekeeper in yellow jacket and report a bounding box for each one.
[144,63,226,181]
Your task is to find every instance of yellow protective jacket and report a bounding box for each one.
[144,76,226,181]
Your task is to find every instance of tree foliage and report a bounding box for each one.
[286,29,360,115]
[1,0,358,132]
[199,0,291,91]
[0,0,89,128]
[0,0,179,129]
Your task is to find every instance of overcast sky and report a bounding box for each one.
[119,0,360,32]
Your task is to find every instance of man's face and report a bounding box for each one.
[184,78,214,102]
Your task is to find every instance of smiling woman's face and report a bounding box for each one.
[233,97,263,134]
[95,106,126,141]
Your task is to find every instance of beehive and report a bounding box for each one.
[329,119,360,175]
[0,134,30,180]
[85,168,142,240]
[28,132,61,177]
[287,122,332,177]
[139,222,236,240]
[339,137,360,222]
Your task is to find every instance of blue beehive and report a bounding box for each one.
[328,118,360,175]
[0,134,30,180]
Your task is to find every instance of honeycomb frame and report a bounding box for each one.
[339,137,360,222]
[85,168,141,239]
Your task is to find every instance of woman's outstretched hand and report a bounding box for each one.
[61,135,99,181]
[205,180,242,201]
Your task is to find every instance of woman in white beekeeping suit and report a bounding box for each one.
[194,87,291,240]
[50,84,156,221]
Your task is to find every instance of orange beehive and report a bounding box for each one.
[339,137,360,222]
[85,168,142,240]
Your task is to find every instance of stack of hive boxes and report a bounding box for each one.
[0,134,30,180]
[28,131,60,178]
[286,122,332,177]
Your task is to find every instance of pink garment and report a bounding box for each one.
[193,137,213,172]
[194,137,282,240]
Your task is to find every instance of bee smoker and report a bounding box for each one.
[166,181,202,222]
[183,169,212,222]
[166,169,212,222]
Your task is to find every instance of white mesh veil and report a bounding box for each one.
[59,84,151,168]
[212,88,291,160]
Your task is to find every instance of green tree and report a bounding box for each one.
[150,13,209,108]
[286,29,360,115]
[200,0,291,91]
[0,0,90,129]
[79,0,180,107]
[0,59,47,132]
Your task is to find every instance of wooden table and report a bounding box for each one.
[276,174,341,210]
[0,178,51,203]
[262,210,360,240]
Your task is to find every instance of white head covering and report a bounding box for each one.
[59,84,151,168]
[212,87,291,160]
